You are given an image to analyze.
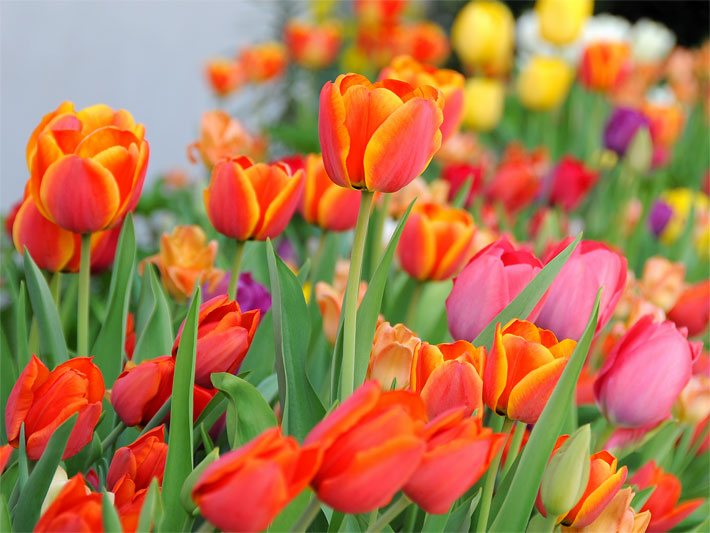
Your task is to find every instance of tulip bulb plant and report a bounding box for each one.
[1,1,709,533]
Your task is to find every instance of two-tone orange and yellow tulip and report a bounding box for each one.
[367,321,421,389]
[580,42,632,93]
[284,20,342,69]
[188,110,265,168]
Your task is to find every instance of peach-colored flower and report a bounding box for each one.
[188,110,265,168]
[637,256,685,312]
[367,322,421,389]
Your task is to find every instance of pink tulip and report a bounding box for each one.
[536,239,627,340]
[446,237,544,341]
[594,315,701,428]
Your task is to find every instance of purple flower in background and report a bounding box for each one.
[648,200,673,237]
[277,238,299,267]
[604,107,650,156]
[203,272,271,315]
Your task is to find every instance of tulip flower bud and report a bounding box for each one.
[540,425,591,517]
[624,126,653,175]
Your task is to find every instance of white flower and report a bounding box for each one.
[41,467,69,514]
[582,14,631,46]
[631,18,676,63]
[516,11,581,65]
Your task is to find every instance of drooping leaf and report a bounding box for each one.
[134,264,173,363]
[446,487,482,532]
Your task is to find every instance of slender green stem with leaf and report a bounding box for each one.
[290,495,321,532]
[77,233,92,355]
[476,416,513,533]
[366,494,411,533]
[228,240,246,300]
[502,422,527,477]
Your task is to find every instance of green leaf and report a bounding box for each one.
[15,282,30,370]
[630,485,655,511]
[266,240,325,440]
[0,493,10,533]
[137,478,163,533]
[134,264,173,363]
[0,325,17,443]
[92,216,136,385]
[102,491,123,532]
[159,288,200,532]
[268,488,314,532]
[180,447,219,514]
[23,250,68,364]
[446,487,482,532]
[211,373,277,449]
[489,291,600,533]
[13,414,77,532]
[473,234,581,348]
[452,177,473,209]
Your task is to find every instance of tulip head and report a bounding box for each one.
[188,110,265,168]
[603,107,651,158]
[546,156,599,212]
[239,42,287,82]
[667,280,710,336]
[580,41,632,93]
[284,20,341,69]
[315,277,368,345]
[517,56,574,112]
[536,0,592,45]
[204,58,243,97]
[462,77,505,132]
[367,322,421,390]
[396,22,450,67]
[35,475,103,533]
[111,356,175,427]
[485,144,547,213]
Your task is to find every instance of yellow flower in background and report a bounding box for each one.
[462,77,505,131]
[452,0,515,76]
[310,0,337,22]
[517,56,574,111]
[650,188,710,258]
[536,0,593,46]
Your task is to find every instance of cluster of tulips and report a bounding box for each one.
[1,0,709,532]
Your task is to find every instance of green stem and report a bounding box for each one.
[340,190,374,400]
[593,419,615,452]
[100,422,126,452]
[139,398,172,436]
[366,494,411,533]
[369,194,390,277]
[227,240,246,301]
[49,272,62,307]
[77,234,92,355]
[310,231,329,285]
[476,417,513,532]
[405,280,422,331]
[501,422,526,477]
[290,495,321,532]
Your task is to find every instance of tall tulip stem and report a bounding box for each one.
[501,421,526,477]
[290,495,322,532]
[77,233,92,356]
[340,190,375,400]
[366,494,411,533]
[228,240,246,301]
[476,416,513,533]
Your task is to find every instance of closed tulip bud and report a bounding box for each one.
[536,0,593,45]
[404,409,506,514]
[540,426,591,517]
[462,77,505,132]
[305,381,427,513]
[380,55,465,141]
[446,237,545,341]
[486,144,548,213]
[569,486,651,533]
[111,356,175,427]
[205,156,305,241]
[6,356,104,460]
[27,101,149,234]
[284,20,341,69]
[367,322,421,389]
[594,315,701,428]
[172,296,260,388]
[188,110,265,169]
[239,42,287,83]
[35,475,103,533]
[536,239,627,340]
[193,427,320,532]
[319,73,444,192]
[517,56,574,112]
[546,156,599,212]
[441,162,485,208]
[397,202,475,281]
[668,280,710,336]
[204,58,243,97]
[580,42,631,93]
[604,107,651,157]
[452,0,515,76]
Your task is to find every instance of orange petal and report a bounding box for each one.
[569,467,628,528]
[398,211,436,280]
[483,324,507,413]
[507,357,567,424]
[318,80,351,188]
[204,160,260,240]
[254,169,305,240]
[431,218,474,280]
[317,186,360,232]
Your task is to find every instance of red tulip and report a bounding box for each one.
[0,444,12,474]
[667,280,710,336]
[35,475,103,533]
[486,145,547,213]
[547,156,598,211]
[284,20,341,69]
[441,162,485,208]
[111,356,175,427]
[579,42,631,93]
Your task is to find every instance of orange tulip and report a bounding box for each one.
[354,0,406,27]
[395,22,450,67]
[204,58,244,97]
[367,321,421,389]
[642,101,686,149]
[187,110,265,168]
[35,475,103,533]
[204,156,305,241]
[315,278,368,344]
[667,280,710,336]
[319,73,444,192]
[483,320,576,424]
[380,55,464,140]
[111,356,175,427]
[486,144,548,213]
[410,340,485,419]
[305,381,427,513]
[386,176,449,219]
[240,42,288,82]
[141,225,224,301]
[27,101,149,234]
[538,436,628,528]
[5,356,104,460]
[404,409,505,514]
[579,42,632,93]
[568,487,651,533]
[397,202,475,281]
[193,427,321,532]
[0,444,13,475]
[284,20,341,69]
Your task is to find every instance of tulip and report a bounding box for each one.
[580,42,631,93]
[630,19,676,64]
[284,20,341,69]
[397,202,475,282]
[305,381,427,513]
[486,144,547,213]
[124,313,136,360]
[569,486,651,533]
[536,0,592,45]
[204,58,243,97]
[603,107,651,157]
[27,101,149,234]
[240,42,287,83]
[462,77,505,132]
[410,340,485,419]
[141,225,223,301]
[318,73,444,193]
[6,356,104,460]
[367,322,421,389]
[668,280,710,336]
[315,279,368,344]
[188,110,265,168]
[35,475,103,533]
[386,176,449,219]
[111,356,175,427]
[636,256,685,312]
[0,445,12,475]
[172,295,260,388]
[484,320,576,424]
[642,101,685,149]
[546,156,599,211]
[395,22,450,67]
[451,0,515,76]
[536,239,628,340]
[441,162,485,208]
[193,427,320,531]
[594,315,701,428]
[647,189,710,253]
[631,461,704,532]
[676,375,710,426]
[446,237,545,341]
[202,272,272,317]
[380,55,465,141]
[204,156,305,242]
[404,409,505,514]
[353,0,406,27]
[517,56,574,112]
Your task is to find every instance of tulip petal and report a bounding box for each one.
[507,357,567,424]
[648,499,704,532]
[317,186,360,232]
[483,324,507,413]
[398,211,436,280]
[431,219,474,280]
[568,467,627,528]
[318,81,351,188]
[255,169,305,240]
[5,355,49,443]
[205,161,260,241]
[420,360,483,419]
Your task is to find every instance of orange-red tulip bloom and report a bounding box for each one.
[204,58,244,97]
[579,42,632,93]
[667,280,710,336]
[404,409,505,514]
[367,321,421,389]
[395,22,450,67]
[398,202,475,281]
[35,475,103,533]
[483,320,576,424]
[411,340,485,419]
[193,427,321,532]
[0,445,13,475]
[239,42,288,83]
[204,156,305,241]
[284,20,341,69]
[111,356,175,427]
[305,381,427,513]
[172,295,260,388]
[27,101,149,234]
[187,110,265,168]
[6,356,104,460]
[319,73,444,192]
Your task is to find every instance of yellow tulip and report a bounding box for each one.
[537,0,593,46]
[462,77,505,131]
[517,56,574,111]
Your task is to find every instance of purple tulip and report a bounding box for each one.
[203,272,271,316]
[603,107,650,156]
[648,200,673,237]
